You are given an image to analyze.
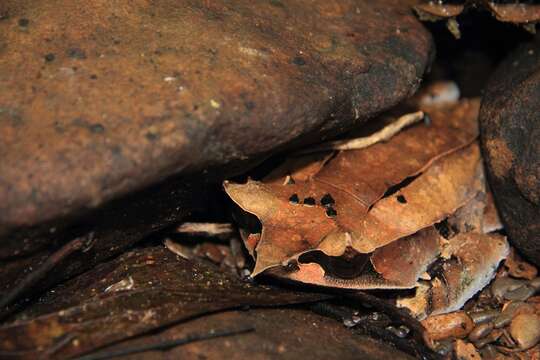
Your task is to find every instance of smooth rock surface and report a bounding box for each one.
[0,0,433,240]
[480,38,540,266]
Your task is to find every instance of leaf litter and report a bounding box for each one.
[225,96,511,320]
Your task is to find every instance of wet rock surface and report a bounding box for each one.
[479,38,540,266]
[0,247,330,359]
[0,0,433,242]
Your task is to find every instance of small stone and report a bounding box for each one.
[468,309,499,325]
[454,339,481,360]
[509,313,540,350]
[504,284,537,301]
[493,301,534,328]
[491,276,527,300]
[468,322,493,342]
[421,311,474,341]
[473,329,503,349]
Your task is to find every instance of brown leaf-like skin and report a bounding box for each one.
[371,226,440,287]
[226,100,481,275]
[480,39,540,266]
[0,0,433,244]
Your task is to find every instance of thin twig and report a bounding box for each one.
[0,234,93,317]
[297,111,424,154]
[72,326,255,360]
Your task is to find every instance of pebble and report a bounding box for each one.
[468,309,499,325]
[479,344,498,358]
[491,277,527,300]
[493,302,522,328]
[473,329,503,348]
[454,339,481,360]
[386,325,409,338]
[468,322,494,342]
[504,284,537,301]
[421,311,474,341]
[509,313,540,350]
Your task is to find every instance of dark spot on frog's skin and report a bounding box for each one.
[44,53,55,62]
[320,193,335,207]
[423,113,431,126]
[303,197,316,206]
[396,195,407,204]
[67,47,87,59]
[90,74,98,80]
[145,131,160,142]
[289,194,299,204]
[292,56,306,66]
[326,207,337,217]
[90,123,105,134]
[18,18,29,27]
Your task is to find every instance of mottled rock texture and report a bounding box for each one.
[480,39,540,266]
[0,0,433,244]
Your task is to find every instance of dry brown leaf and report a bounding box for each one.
[225,100,480,276]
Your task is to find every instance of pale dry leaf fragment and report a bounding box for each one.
[299,111,424,153]
[164,238,192,259]
[104,276,135,293]
[175,222,234,238]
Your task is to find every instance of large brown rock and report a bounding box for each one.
[0,1,433,241]
[480,38,540,265]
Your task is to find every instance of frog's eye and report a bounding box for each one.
[289,193,299,204]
